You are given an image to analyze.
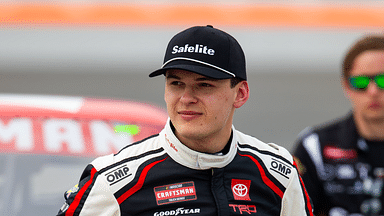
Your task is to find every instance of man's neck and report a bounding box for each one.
[170,121,233,154]
[176,130,232,154]
[354,114,384,141]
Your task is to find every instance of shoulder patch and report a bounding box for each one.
[65,184,80,200]
[104,164,132,186]
[269,157,293,179]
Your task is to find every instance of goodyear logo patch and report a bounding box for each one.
[154,181,197,205]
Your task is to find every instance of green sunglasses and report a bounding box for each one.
[348,73,384,91]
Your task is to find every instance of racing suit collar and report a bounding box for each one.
[343,111,362,151]
[161,118,237,170]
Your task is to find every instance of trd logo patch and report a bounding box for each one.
[229,204,257,214]
[231,179,251,201]
[154,181,197,205]
[105,164,132,186]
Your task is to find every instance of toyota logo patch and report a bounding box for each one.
[231,179,251,201]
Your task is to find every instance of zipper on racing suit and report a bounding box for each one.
[211,168,230,216]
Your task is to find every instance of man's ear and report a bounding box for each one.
[234,81,249,108]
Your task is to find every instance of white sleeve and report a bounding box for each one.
[79,176,121,216]
[280,167,313,216]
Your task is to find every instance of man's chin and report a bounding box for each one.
[175,126,212,141]
[363,112,384,123]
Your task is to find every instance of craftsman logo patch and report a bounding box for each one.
[154,181,197,205]
[231,179,251,201]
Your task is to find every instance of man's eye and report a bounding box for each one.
[200,83,213,87]
[170,81,182,86]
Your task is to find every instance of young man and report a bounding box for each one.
[293,35,384,216]
[57,25,313,216]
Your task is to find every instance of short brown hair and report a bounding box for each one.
[230,77,244,88]
[342,35,384,78]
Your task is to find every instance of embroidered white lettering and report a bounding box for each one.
[171,44,214,55]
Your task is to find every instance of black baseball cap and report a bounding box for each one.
[149,25,246,80]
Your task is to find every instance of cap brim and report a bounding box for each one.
[149,59,234,79]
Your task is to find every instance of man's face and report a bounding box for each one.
[344,50,384,122]
[164,69,246,149]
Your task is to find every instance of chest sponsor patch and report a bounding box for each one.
[154,181,197,205]
[323,146,357,161]
[231,179,251,201]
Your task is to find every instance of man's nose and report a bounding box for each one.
[366,81,380,95]
[180,87,198,104]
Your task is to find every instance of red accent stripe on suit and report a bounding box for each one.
[117,157,167,204]
[239,153,284,198]
[294,161,314,216]
[66,168,97,216]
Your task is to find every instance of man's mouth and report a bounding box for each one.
[368,101,382,109]
[178,111,203,120]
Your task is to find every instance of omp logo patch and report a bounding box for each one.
[231,179,251,201]
[270,158,291,179]
[105,164,132,186]
[154,182,197,205]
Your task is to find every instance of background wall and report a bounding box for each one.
[0,27,370,150]
[0,61,351,151]
[1,1,384,215]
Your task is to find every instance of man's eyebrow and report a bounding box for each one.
[165,74,180,79]
[196,77,218,82]
[165,74,218,82]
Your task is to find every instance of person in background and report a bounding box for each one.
[293,35,384,216]
[56,25,313,216]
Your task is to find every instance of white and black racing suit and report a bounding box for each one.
[57,119,313,216]
[293,112,384,216]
